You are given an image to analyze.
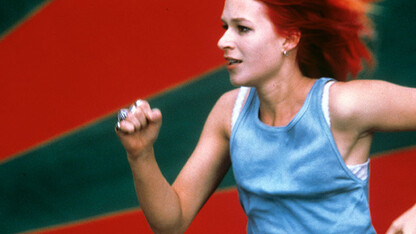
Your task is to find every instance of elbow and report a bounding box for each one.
[150,223,187,234]
[147,211,188,234]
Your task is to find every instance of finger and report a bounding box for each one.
[124,111,146,131]
[134,106,148,129]
[146,108,162,123]
[127,100,149,131]
[126,104,142,129]
[135,100,152,127]
[116,120,135,134]
[129,104,137,115]
[135,99,152,115]
[134,99,150,110]
[135,99,144,107]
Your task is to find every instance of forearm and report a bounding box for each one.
[116,98,231,233]
[128,149,185,233]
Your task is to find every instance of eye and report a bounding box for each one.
[238,25,251,33]
[222,24,228,30]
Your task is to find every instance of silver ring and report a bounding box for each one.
[115,121,121,131]
[117,108,129,122]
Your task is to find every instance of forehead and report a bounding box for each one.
[221,0,267,21]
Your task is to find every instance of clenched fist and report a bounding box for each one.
[115,100,162,160]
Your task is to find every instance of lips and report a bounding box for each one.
[227,58,242,65]
[225,57,242,70]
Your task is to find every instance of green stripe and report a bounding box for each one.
[371,0,416,84]
[365,0,416,154]
[0,0,49,38]
[1,67,415,233]
[0,68,234,233]
[1,0,416,232]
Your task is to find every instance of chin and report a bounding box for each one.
[229,74,251,87]
[230,80,247,87]
[230,79,242,87]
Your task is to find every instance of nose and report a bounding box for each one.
[217,30,233,50]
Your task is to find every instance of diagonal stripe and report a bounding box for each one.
[1,0,415,233]
[2,66,415,233]
[1,0,415,161]
[0,68,235,234]
[0,0,225,160]
[20,147,416,234]
[0,0,51,39]
[27,188,246,234]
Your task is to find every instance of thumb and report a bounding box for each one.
[147,108,162,123]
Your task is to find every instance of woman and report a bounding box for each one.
[116,0,416,233]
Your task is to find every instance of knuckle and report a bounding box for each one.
[137,99,151,109]
[135,110,146,121]
[125,113,135,122]
[138,117,147,127]
[135,99,147,107]
[134,124,142,131]
[129,104,137,113]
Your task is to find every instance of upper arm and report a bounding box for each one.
[171,89,239,230]
[330,80,416,134]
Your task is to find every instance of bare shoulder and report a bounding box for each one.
[208,88,242,139]
[330,80,382,117]
[217,88,242,106]
[330,79,416,132]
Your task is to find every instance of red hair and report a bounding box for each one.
[258,0,376,81]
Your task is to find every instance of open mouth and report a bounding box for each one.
[227,59,242,65]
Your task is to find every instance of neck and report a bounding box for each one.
[255,68,315,127]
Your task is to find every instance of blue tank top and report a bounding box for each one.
[230,78,375,233]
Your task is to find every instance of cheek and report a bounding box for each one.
[249,42,281,70]
[247,35,281,60]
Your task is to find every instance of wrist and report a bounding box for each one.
[127,147,154,163]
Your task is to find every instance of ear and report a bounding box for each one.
[282,31,301,52]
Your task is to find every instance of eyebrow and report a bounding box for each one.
[221,17,251,24]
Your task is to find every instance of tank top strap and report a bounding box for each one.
[231,86,250,130]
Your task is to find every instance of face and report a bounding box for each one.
[218,0,286,87]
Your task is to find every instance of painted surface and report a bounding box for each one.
[0,0,415,233]
[0,0,225,160]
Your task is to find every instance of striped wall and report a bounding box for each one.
[0,0,415,233]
